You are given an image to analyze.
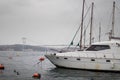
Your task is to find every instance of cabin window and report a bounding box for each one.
[86,45,110,51]
[64,58,68,59]
[53,53,56,55]
[77,58,81,60]
[91,59,95,61]
[106,60,110,62]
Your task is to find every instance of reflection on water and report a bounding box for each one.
[45,68,120,80]
[0,51,120,80]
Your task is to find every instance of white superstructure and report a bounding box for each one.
[45,40,120,71]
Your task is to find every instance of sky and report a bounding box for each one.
[0,0,120,46]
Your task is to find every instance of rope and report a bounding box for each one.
[84,6,91,23]
[72,18,91,51]
[116,6,120,14]
[67,5,91,50]
[67,25,81,50]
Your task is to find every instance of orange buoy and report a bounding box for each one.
[39,57,45,62]
[32,73,41,79]
[0,64,4,70]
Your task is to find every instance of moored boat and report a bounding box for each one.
[45,40,120,71]
[45,1,120,71]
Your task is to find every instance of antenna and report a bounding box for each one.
[84,28,86,48]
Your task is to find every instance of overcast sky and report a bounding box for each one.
[0,0,120,46]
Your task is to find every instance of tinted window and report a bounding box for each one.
[86,45,110,51]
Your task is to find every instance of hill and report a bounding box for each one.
[0,44,58,52]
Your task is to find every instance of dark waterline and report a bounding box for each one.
[0,51,120,80]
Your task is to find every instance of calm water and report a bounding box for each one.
[0,51,120,80]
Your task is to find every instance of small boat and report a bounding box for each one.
[0,64,5,70]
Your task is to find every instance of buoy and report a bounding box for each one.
[32,73,41,79]
[39,57,45,62]
[14,69,16,73]
[0,64,4,70]
[16,72,20,75]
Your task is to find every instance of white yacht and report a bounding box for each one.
[45,40,120,71]
[45,1,120,71]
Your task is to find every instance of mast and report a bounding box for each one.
[112,1,115,37]
[109,1,115,40]
[89,2,94,45]
[80,0,85,50]
[99,22,101,42]
[84,28,86,48]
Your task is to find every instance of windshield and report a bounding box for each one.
[86,45,110,51]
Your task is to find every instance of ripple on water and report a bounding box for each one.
[0,51,120,80]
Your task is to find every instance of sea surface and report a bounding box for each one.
[0,51,120,80]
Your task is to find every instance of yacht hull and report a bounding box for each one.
[45,54,120,71]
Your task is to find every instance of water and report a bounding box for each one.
[0,51,120,80]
